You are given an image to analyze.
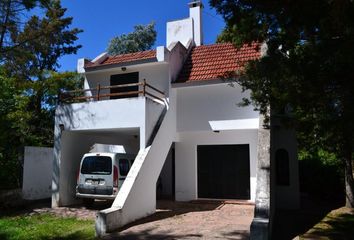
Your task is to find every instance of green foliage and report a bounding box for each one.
[299,149,343,199]
[210,0,354,204]
[0,70,83,188]
[0,213,95,240]
[0,0,51,58]
[4,0,82,79]
[107,22,156,55]
[0,1,82,189]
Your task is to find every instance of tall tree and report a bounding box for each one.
[4,0,82,145]
[0,0,50,59]
[107,22,156,55]
[210,0,354,207]
[0,0,82,188]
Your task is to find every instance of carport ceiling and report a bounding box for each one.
[72,128,139,138]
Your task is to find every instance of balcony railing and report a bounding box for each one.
[59,79,165,104]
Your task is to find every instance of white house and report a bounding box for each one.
[52,1,299,239]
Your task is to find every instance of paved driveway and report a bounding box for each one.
[105,200,254,240]
[35,200,254,240]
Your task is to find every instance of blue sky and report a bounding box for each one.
[58,0,225,72]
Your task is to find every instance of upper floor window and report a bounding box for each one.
[110,72,139,99]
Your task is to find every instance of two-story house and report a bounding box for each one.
[52,1,300,238]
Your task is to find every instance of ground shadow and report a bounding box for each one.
[302,209,354,239]
[0,198,52,217]
[222,230,250,240]
[116,200,226,232]
[103,227,202,240]
[272,195,343,240]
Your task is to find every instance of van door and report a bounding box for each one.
[118,158,130,188]
[78,155,114,195]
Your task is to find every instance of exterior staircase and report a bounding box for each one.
[95,94,176,236]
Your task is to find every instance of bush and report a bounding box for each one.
[299,149,343,200]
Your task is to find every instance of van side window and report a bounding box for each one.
[119,159,130,176]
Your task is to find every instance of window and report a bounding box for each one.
[275,149,290,186]
[110,72,139,99]
[81,156,112,175]
[119,159,130,176]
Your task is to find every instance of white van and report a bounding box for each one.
[76,152,135,205]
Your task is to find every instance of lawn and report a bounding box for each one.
[299,207,354,240]
[0,213,96,240]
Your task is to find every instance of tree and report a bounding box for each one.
[107,22,156,55]
[0,69,82,188]
[0,0,82,188]
[210,0,354,207]
[0,0,51,60]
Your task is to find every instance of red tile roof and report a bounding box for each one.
[85,50,156,68]
[176,43,261,83]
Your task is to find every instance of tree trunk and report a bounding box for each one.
[344,150,354,208]
[0,0,12,51]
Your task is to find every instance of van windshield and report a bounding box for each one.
[81,156,112,175]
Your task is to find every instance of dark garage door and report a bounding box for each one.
[197,144,250,199]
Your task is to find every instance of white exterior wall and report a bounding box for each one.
[176,83,259,132]
[55,97,146,147]
[174,83,260,202]
[166,18,193,48]
[189,2,203,46]
[145,98,165,145]
[23,146,53,200]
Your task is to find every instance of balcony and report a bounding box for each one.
[59,79,165,104]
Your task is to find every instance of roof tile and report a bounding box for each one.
[176,42,261,83]
[85,50,156,68]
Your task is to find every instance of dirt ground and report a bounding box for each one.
[33,200,254,240]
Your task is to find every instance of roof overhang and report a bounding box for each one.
[172,77,238,88]
[84,57,159,72]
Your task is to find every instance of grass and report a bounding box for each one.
[299,207,354,240]
[0,213,96,240]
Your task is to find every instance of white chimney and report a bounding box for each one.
[188,1,203,46]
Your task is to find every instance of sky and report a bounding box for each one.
[58,0,225,72]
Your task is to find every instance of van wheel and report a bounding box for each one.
[82,198,94,207]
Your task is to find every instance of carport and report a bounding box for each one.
[53,127,140,207]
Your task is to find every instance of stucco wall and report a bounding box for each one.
[159,146,174,197]
[22,146,53,200]
[272,125,300,209]
[175,130,258,202]
[145,98,165,146]
[166,18,193,48]
[55,97,147,147]
[176,83,259,132]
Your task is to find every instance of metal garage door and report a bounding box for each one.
[197,144,250,199]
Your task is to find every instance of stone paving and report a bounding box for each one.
[33,200,254,240]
